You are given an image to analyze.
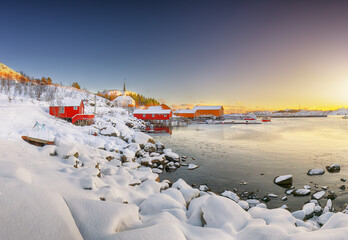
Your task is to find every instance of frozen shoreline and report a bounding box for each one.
[1,87,348,239]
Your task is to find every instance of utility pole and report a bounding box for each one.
[94,94,97,114]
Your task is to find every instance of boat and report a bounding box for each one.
[243,113,257,121]
[342,115,348,119]
[22,136,55,147]
[262,116,271,122]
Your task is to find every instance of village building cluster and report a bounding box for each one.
[48,82,223,124]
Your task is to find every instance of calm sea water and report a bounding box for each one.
[151,116,348,211]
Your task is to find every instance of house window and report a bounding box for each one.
[73,106,78,110]
[152,114,155,117]
[143,114,146,117]
[164,114,167,117]
[59,107,64,113]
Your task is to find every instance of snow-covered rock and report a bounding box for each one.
[307,169,325,175]
[187,164,199,170]
[274,175,293,186]
[312,191,326,200]
[326,164,340,173]
[221,190,240,202]
[293,189,311,196]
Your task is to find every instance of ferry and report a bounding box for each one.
[262,116,271,122]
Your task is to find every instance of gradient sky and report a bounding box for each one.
[2,0,348,112]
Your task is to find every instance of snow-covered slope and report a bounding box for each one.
[1,83,348,239]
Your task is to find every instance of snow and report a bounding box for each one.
[313,191,326,200]
[307,169,325,175]
[133,131,153,146]
[0,179,83,240]
[202,195,251,231]
[187,164,199,170]
[221,190,240,202]
[274,175,292,183]
[174,109,196,114]
[66,197,141,240]
[2,84,348,239]
[51,98,82,106]
[294,189,311,196]
[133,109,172,114]
[193,105,223,111]
[100,125,120,136]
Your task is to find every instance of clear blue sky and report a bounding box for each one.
[2,0,348,111]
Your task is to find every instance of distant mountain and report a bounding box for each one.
[0,63,28,82]
[329,108,348,115]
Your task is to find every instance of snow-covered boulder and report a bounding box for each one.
[326,164,340,173]
[221,190,240,202]
[100,125,120,137]
[187,164,199,170]
[163,149,180,162]
[201,195,251,231]
[293,189,311,196]
[274,175,293,186]
[312,191,325,200]
[132,132,155,148]
[144,142,156,153]
[121,148,135,162]
[172,179,200,205]
[307,169,325,175]
[66,198,141,240]
[139,190,186,215]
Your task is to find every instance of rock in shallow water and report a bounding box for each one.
[274,175,293,187]
[307,169,325,176]
[312,191,325,200]
[326,163,340,173]
[293,189,311,196]
[187,164,199,170]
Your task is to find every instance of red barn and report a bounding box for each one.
[133,106,172,120]
[49,99,94,125]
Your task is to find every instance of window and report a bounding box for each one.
[73,106,78,110]
[164,114,167,117]
[152,114,155,117]
[143,114,146,117]
[59,107,64,113]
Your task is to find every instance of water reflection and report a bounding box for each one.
[151,116,348,211]
[146,126,172,135]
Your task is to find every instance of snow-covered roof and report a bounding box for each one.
[114,95,134,102]
[134,109,172,114]
[193,106,223,111]
[147,106,163,111]
[51,99,82,107]
[174,109,195,114]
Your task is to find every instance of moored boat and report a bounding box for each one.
[243,113,257,121]
[262,116,271,122]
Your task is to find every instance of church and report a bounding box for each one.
[113,82,135,107]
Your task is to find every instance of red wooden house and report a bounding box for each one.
[49,99,95,125]
[133,106,172,120]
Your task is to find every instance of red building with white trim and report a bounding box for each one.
[49,99,94,125]
[133,106,172,120]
